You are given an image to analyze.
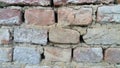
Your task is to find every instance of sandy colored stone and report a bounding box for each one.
[105,48,120,63]
[83,25,120,44]
[44,47,71,62]
[49,27,80,43]
[73,47,103,62]
[0,9,21,25]
[25,8,55,26]
[58,7,92,25]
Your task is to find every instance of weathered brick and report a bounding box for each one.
[73,47,103,62]
[0,0,50,6]
[105,48,120,63]
[58,7,92,25]
[97,5,120,23]
[0,9,21,25]
[44,47,71,62]
[13,46,41,64]
[83,25,120,44]
[0,48,12,62]
[54,0,114,6]
[14,27,47,45]
[0,29,10,44]
[25,8,55,26]
[49,27,80,43]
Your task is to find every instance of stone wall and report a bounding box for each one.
[0,0,120,68]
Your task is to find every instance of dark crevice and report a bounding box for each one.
[114,0,118,4]
[102,48,106,60]
[71,48,74,61]
[11,48,14,62]
[41,48,45,59]
[80,35,85,43]
[50,0,54,8]
[21,11,25,23]
[47,32,49,43]
[54,10,58,23]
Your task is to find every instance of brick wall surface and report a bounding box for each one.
[0,0,120,68]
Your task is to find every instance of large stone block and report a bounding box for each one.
[14,27,48,45]
[13,46,41,64]
[44,47,71,62]
[49,27,80,43]
[83,25,120,44]
[73,47,103,62]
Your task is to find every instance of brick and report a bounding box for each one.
[58,7,92,25]
[83,25,120,44]
[25,8,55,26]
[54,0,114,6]
[105,48,120,63]
[0,29,10,44]
[49,27,80,43]
[0,48,12,62]
[97,5,120,23]
[44,47,71,62]
[14,27,47,45]
[0,9,21,25]
[73,47,103,62]
[0,0,50,6]
[13,46,41,64]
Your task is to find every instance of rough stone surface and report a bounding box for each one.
[83,25,120,44]
[73,47,103,62]
[0,48,12,62]
[0,29,10,44]
[44,47,71,62]
[76,63,115,68]
[97,5,120,23]
[25,65,51,68]
[0,9,21,25]
[14,27,47,45]
[0,63,22,68]
[98,0,114,3]
[13,46,41,64]
[49,27,80,43]
[0,0,50,6]
[54,0,114,5]
[58,7,92,25]
[25,8,55,26]
[105,48,120,63]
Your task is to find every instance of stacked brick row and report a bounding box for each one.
[0,0,120,68]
